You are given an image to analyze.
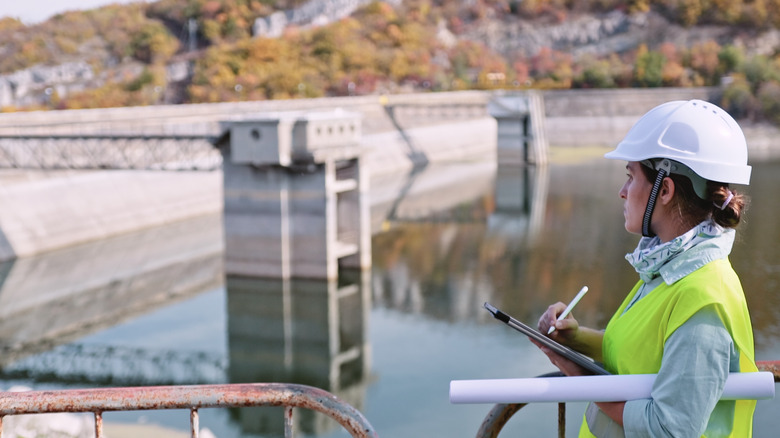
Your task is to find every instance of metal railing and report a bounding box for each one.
[0,382,378,438]
[0,134,222,170]
[476,360,780,438]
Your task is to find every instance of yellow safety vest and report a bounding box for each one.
[579,258,757,437]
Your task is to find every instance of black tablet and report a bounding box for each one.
[483,302,611,376]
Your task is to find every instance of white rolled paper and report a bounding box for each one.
[450,372,775,404]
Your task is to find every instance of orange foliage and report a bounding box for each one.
[202,1,223,18]
[7,0,780,124]
[689,40,721,81]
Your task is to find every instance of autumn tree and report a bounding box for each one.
[629,0,652,13]
[658,42,686,86]
[450,41,492,88]
[710,0,742,23]
[741,0,769,28]
[529,47,572,88]
[130,22,180,64]
[688,40,721,85]
[512,59,530,87]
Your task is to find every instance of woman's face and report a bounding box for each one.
[619,161,652,235]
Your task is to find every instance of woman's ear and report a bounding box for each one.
[659,176,676,205]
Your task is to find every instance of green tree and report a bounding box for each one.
[741,55,780,92]
[721,74,756,119]
[756,80,780,124]
[718,45,745,76]
[573,55,615,88]
[633,45,665,87]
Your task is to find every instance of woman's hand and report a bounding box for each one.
[537,301,580,345]
[536,301,606,364]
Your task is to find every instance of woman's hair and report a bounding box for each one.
[640,164,749,230]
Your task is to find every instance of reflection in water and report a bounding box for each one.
[0,214,224,371]
[225,272,370,436]
[731,160,780,352]
[371,158,780,354]
[367,156,780,436]
[371,159,636,329]
[489,164,548,245]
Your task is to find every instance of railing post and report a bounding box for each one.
[191,408,200,438]
[94,411,104,438]
[285,405,295,438]
[558,403,565,438]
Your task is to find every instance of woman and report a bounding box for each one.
[536,99,757,437]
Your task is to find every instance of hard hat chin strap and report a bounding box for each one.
[642,159,672,238]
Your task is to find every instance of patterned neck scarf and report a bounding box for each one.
[626,220,735,284]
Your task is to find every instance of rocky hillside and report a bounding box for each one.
[474,10,780,59]
[1,0,779,119]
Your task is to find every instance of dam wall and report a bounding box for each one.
[1,87,777,261]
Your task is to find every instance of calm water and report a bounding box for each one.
[1,153,779,437]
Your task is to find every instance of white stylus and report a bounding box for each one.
[547,286,589,334]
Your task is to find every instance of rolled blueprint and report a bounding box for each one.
[450,372,775,404]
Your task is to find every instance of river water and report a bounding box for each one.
[0,150,778,437]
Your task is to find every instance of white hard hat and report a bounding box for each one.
[605,99,751,185]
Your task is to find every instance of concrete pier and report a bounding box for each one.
[488,91,549,165]
[222,111,371,280]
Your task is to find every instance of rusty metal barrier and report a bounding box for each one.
[476,361,780,438]
[0,382,378,438]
